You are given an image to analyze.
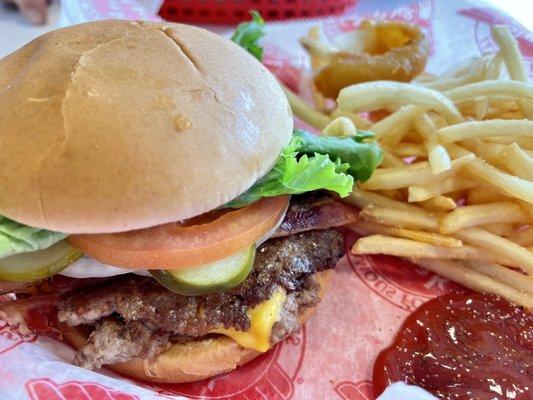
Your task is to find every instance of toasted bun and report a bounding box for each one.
[60,270,332,383]
[0,20,292,234]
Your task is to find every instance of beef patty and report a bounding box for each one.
[58,229,344,369]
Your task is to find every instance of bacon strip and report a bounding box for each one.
[273,196,359,238]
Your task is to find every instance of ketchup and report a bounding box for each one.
[373,292,533,399]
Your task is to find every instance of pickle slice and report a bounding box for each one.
[150,245,255,296]
[0,241,83,282]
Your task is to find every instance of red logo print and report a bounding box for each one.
[25,378,139,400]
[142,326,307,399]
[0,321,37,356]
[334,380,374,400]
[345,232,460,312]
[262,44,305,93]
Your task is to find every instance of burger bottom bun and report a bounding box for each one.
[60,270,332,383]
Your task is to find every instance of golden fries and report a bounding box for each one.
[408,177,474,202]
[359,205,441,231]
[508,227,533,247]
[440,202,527,233]
[482,223,515,236]
[414,259,533,308]
[338,81,463,123]
[349,220,462,247]
[353,235,513,265]
[418,196,457,211]
[370,105,423,142]
[437,120,533,143]
[298,21,533,307]
[445,80,533,103]
[464,260,533,297]
[360,154,473,190]
[491,25,527,82]
[499,143,533,181]
[453,228,533,274]
[416,55,494,91]
[322,117,358,137]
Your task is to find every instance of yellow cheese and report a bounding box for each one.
[210,290,286,352]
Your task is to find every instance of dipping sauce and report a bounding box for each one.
[373,292,533,399]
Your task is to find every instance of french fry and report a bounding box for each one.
[465,260,533,297]
[499,143,533,181]
[322,117,358,137]
[307,27,330,113]
[370,105,424,143]
[453,228,533,274]
[359,205,441,231]
[507,226,533,247]
[346,188,423,212]
[418,196,457,211]
[446,144,533,203]
[483,136,533,149]
[360,154,474,190]
[515,199,533,221]
[281,85,332,129]
[376,189,404,201]
[427,145,452,174]
[471,141,506,165]
[491,26,528,82]
[465,159,533,203]
[352,235,513,265]
[481,223,516,236]
[413,113,451,173]
[440,202,527,234]
[466,186,509,204]
[300,37,334,63]
[380,151,405,167]
[408,177,475,202]
[437,119,533,143]
[307,27,329,72]
[414,259,533,309]
[330,109,372,130]
[445,80,533,103]
[490,25,533,119]
[484,53,502,80]
[389,143,426,158]
[417,55,494,91]
[337,81,463,124]
[350,220,462,247]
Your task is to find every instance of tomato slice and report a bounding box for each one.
[68,195,289,270]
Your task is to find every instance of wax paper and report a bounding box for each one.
[0,0,531,399]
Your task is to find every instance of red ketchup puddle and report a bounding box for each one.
[373,292,533,399]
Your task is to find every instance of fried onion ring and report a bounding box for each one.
[311,21,430,99]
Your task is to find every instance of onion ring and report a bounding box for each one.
[312,21,430,99]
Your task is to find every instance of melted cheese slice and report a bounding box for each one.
[210,290,286,352]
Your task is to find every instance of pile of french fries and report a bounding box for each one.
[290,25,533,308]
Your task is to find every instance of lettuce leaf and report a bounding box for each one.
[294,129,382,182]
[0,217,67,259]
[230,11,266,61]
[224,130,383,208]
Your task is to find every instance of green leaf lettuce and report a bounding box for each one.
[0,217,67,259]
[224,130,383,208]
[230,11,266,61]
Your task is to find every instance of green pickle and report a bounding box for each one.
[150,245,255,296]
[0,241,82,282]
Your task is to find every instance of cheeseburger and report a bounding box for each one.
[0,20,381,382]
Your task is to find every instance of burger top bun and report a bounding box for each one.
[0,20,293,233]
